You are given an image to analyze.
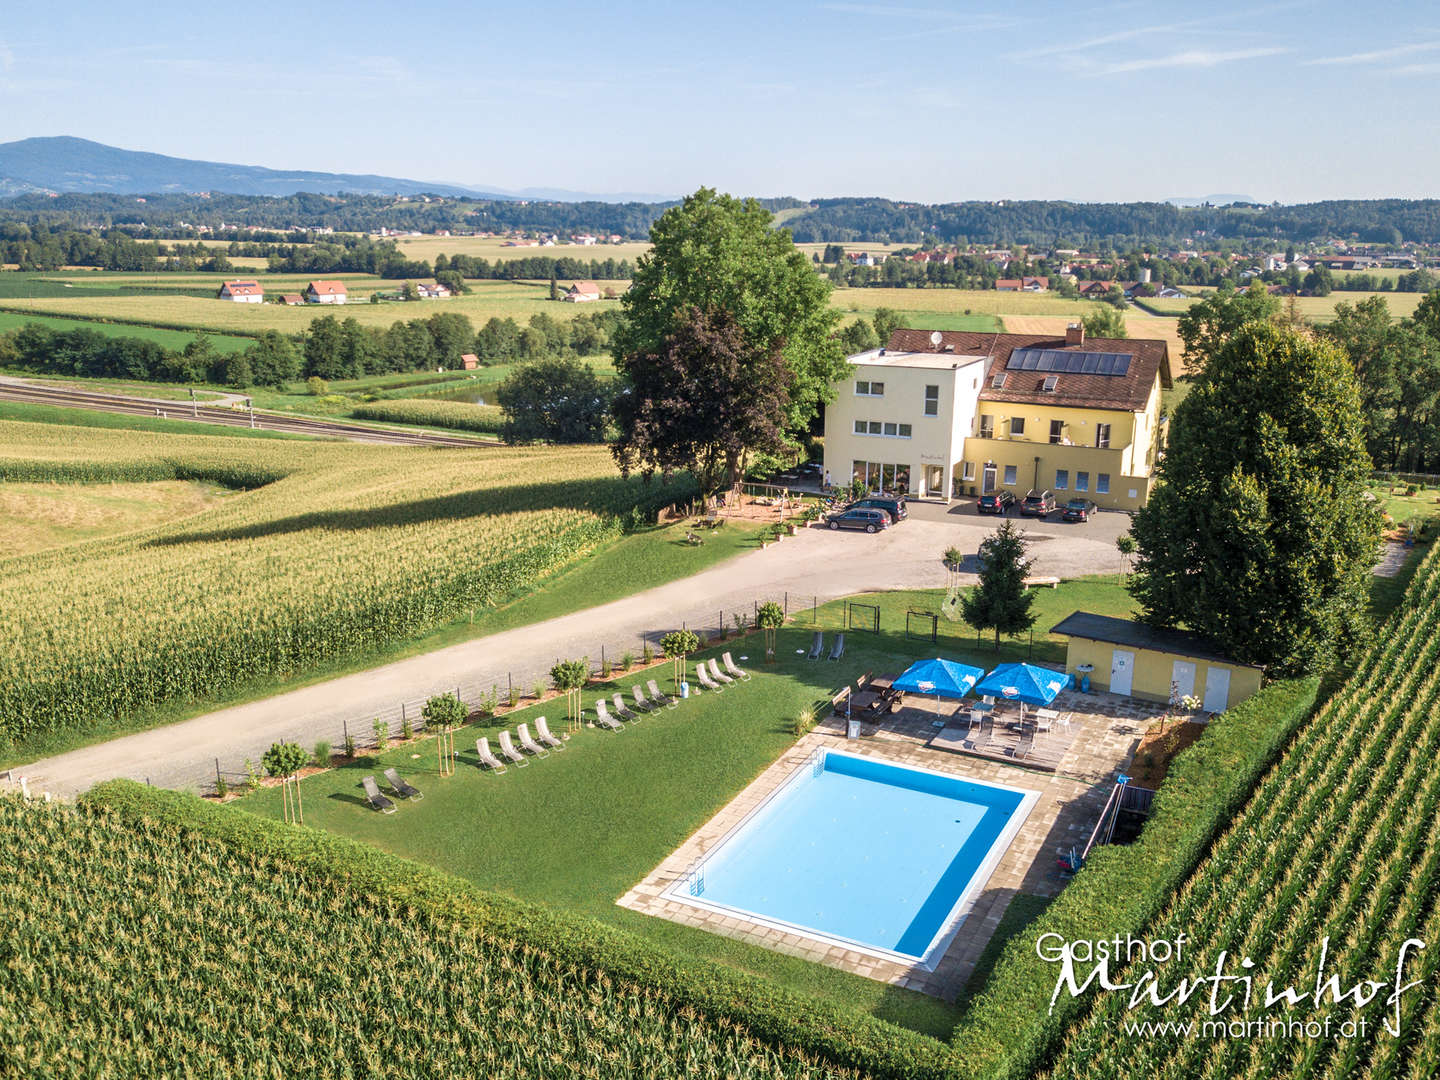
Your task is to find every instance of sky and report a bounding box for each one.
[1,0,1437,204]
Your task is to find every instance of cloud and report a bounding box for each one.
[1393,61,1440,75]
[1084,46,1290,76]
[1304,41,1440,65]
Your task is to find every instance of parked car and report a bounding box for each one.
[1061,498,1100,522]
[1020,490,1056,517]
[847,495,907,523]
[826,508,891,533]
[977,491,1016,515]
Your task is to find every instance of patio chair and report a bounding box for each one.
[382,768,422,799]
[647,679,677,709]
[708,657,734,685]
[631,684,656,713]
[361,775,396,814]
[517,723,550,758]
[535,716,566,750]
[695,662,722,692]
[722,652,750,682]
[476,737,507,773]
[828,633,846,661]
[595,699,624,731]
[612,692,640,722]
[497,730,529,766]
[1013,720,1036,760]
[807,631,824,660]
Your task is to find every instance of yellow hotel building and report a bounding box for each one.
[823,325,1173,511]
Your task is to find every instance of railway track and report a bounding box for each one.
[0,381,488,448]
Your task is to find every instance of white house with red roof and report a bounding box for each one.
[218,280,264,303]
[305,280,348,304]
[562,280,601,302]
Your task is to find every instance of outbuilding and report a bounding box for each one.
[1049,611,1262,714]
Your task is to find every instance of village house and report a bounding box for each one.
[279,294,304,306]
[414,280,452,299]
[305,280,348,304]
[562,280,602,302]
[218,279,264,303]
[848,252,879,267]
[994,276,1049,292]
[823,325,1172,511]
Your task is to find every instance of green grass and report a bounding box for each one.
[236,576,1139,1037]
[0,398,307,439]
[950,894,1052,1012]
[0,309,254,351]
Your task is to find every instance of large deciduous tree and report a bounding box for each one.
[614,187,846,435]
[496,357,610,444]
[611,305,793,494]
[1176,280,1280,373]
[1129,321,1382,676]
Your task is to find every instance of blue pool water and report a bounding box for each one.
[684,751,1031,961]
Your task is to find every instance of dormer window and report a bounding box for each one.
[990,373,1007,390]
[1042,374,1059,393]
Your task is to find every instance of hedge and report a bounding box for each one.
[948,675,1321,1079]
[85,781,963,1080]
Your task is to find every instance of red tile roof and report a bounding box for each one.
[307,280,347,295]
[220,279,262,296]
[886,328,1172,412]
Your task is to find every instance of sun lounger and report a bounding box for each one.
[828,633,846,661]
[535,716,566,750]
[476,737,508,773]
[708,657,734,685]
[612,692,640,722]
[695,662,722,692]
[497,730,529,765]
[361,775,396,813]
[595,699,624,731]
[722,652,750,681]
[631,684,656,712]
[647,679,677,709]
[518,723,550,758]
[1013,720,1036,760]
[807,631,824,660]
[383,768,422,799]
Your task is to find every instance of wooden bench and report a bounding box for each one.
[1024,575,1060,589]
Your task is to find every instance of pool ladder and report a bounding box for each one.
[810,747,826,778]
[686,862,705,897]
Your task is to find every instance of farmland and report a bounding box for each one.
[0,422,691,749]
[1,794,858,1080]
[1138,289,1427,321]
[0,478,229,555]
[0,309,254,352]
[394,234,653,264]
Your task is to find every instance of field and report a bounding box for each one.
[394,234,653,264]
[0,795,854,1080]
[1139,289,1427,322]
[0,478,229,555]
[0,309,254,352]
[350,398,505,433]
[0,422,692,749]
[1040,543,1440,1080]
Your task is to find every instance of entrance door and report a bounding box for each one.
[982,464,997,494]
[1109,650,1134,696]
[1203,667,1231,713]
[1171,660,1197,704]
[925,465,943,498]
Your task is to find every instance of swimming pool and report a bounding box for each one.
[664,750,1039,968]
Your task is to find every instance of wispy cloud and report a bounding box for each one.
[1393,61,1440,75]
[1085,46,1290,76]
[1304,41,1440,65]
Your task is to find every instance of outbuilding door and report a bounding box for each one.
[1203,667,1231,713]
[1109,650,1134,696]
[1171,660,1197,704]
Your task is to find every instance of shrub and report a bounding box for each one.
[261,741,308,779]
[306,375,329,396]
[476,686,500,717]
[620,651,634,671]
[422,692,467,729]
[943,545,964,569]
[372,718,388,751]
[312,740,331,767]
[243,759,263,791]
[659,630,699,658]
[531,680,547,700]
[342,733,357,758]
[214,774,228,798]
[643,642,654,665]
[792,706,816,738]
[400,717,414,741]
[550,659,589,691]
[756,601,784,629]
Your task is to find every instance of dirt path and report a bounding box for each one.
[16,514,1124,798]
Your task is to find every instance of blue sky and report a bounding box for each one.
[1,1,1437,203]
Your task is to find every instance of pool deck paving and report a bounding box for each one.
[618,684,1163,1000]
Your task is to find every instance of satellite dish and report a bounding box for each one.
[930,331,943,346]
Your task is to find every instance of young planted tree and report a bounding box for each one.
[422,693,466,777]
[1129,321,1383,675]
[962,520,1038,649]
[660,629,700,692]
[261,741,309,824]
[756,600,784,662]
[550,658,589,730]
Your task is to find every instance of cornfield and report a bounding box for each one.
[350,398,505,434]
[1044,543,1440,1080]
[0,796,854,1079]
[0,421,687,744]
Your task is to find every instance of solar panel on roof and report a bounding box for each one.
[1006,348,1132,375]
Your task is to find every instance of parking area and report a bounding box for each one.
[905,497,1136,545]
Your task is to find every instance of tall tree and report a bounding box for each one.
[962,520,1038,649]
[871,306,902,346]
[612,306,793,494]
[496,357,610,444]
[1176,280,1281,373]
[1129,322,1382,676]
[614,187,845,433]
[1082,305,1128,339]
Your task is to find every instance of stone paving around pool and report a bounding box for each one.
[618,685,1163,1001]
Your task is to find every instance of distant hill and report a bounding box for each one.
[1165,194,1260,207]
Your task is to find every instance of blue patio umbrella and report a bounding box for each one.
[893,658,985,700]
[974,662,1073,707]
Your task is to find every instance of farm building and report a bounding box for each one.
[414,280,452,299]
[1050,611,1262,713]
[306,280,348,304]
[218,280,264,303]
[995,276,1049,292]
[460,353,480,370]
[562,280,601,302]
[279,293,304,305]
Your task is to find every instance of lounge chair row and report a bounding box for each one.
[476,716,567,773]
[691,652,751,693]
[807,632,845,661]
[362,768,423,813]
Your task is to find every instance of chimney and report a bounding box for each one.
[1066,323,1085,346]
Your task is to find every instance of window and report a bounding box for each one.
[856,419,911,438]
[1050,419,1064,444]
[1096,423,1111,449]
[853,420,866,434]
[855,380,884,397]
[898,423,912,438]
[1004,465,1017,486]
[924,384,939,416]
[1010,417,1025,437]
[1055,469,1069,490]
[1076,471,1090,492]
[868,421,882,434]
[1042,374,1059,393]
[962,461,975,481]
[990,373,1007,389]
[979,415,994,438]
[1097,473,1111,494]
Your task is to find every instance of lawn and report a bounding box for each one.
[238,575,1138,1037]
[0,309,253,352]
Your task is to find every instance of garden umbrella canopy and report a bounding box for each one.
[892,658,986,700]
[974,663,1073,706]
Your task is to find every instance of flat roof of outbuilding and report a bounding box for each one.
[1050,611,1262,670]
